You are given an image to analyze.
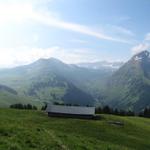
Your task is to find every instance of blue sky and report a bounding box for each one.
[0,0,150,67]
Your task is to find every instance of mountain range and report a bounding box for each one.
[0,58,99,107]
[0,51,150,112]
[77,61,124,71]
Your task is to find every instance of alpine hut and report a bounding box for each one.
[46,103,95,119]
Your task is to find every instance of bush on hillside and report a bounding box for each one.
[10,103,37,110]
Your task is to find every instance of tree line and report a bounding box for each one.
[96,105,150,118]
[139,107,150,118]
[95,106,135,116]
[10,103,150,118]
[10,103,37,110]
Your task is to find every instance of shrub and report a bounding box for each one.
[10,104,38,110]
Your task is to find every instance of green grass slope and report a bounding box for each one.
[0,91,43,108]
[0,109,150,150]
[0,85,42,108]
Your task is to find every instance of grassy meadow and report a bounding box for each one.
[0,109,150,150]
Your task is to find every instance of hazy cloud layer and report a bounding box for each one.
[0,46,107,68]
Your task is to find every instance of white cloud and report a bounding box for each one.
[31,12,131,43]
[131,43,150,54]
[112,26,135,37]
[0,1,132,43]
[131,32,150,54]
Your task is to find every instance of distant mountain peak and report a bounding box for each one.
[133,50,150,62]
[48,57,62,62]
[32,57,65,67]
[37,57,62,62]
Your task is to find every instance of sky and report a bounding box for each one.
[0,0,150,67]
